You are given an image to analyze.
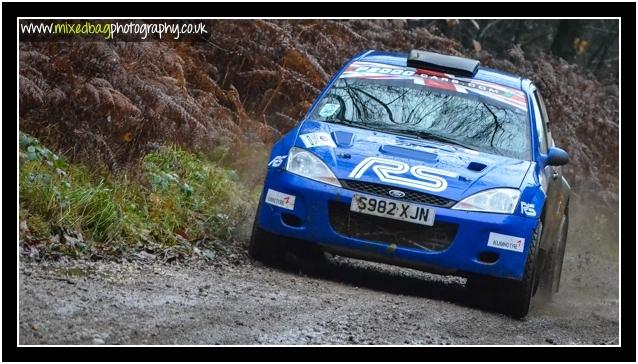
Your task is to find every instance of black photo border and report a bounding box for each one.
[3,1,635,362]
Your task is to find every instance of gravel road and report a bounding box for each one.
[19,237,619,345]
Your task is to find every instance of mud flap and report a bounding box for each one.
[538,176,570,297]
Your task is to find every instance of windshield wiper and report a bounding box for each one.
[386,129,478,151]
[330,119,379,132]
[413,131,479,151]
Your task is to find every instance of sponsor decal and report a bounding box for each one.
[299,132,337,149]
[318,103,340,117]
[521,201,536,217]
[349,157,457,193]
[267,155,287,168]
[487,232,525,253]
[340,61,528,112]
[265,189,296,210]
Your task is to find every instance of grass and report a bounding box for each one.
[19,132,260,259]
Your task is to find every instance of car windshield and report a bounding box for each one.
[311,73,531,160]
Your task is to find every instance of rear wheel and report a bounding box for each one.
[467,222,542,319]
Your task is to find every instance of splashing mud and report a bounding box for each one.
[534,197,619,328]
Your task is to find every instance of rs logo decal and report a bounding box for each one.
[268,155,287,168]
[348,157,458,192]
[521,202,536,217]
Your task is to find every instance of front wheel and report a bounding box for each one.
[467,222,542,319]
[248,202,326,269]
[248,203,286,266]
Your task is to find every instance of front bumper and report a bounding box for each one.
[256,169,538,280]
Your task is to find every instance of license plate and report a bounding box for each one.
[349,193,436,226]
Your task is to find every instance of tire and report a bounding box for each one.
[248,202,326,269]
[467,222,542,319]
[505,222,542,318]
[248,203,286,266]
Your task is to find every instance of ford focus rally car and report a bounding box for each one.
[249,50,571,318]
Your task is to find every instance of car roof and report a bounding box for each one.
[354,50,525,91]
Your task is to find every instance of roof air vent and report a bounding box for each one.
[407,50,480,77]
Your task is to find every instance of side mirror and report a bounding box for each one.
[546,147,569,166]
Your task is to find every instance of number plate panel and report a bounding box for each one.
[349,193,436,226]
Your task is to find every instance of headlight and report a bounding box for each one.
[285,147,341,187]
[452,188,521,214]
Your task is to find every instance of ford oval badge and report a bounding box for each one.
[388,190,405,198]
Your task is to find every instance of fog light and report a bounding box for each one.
[281,213,302,227]
[478,251,499,264]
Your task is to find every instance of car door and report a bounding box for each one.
[531,85,571,294]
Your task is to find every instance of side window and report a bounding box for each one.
[532,89,549,154]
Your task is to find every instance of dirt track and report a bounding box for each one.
[19,237,618,345]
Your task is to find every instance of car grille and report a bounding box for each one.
[328,201,458,252]
[340,180,455,207]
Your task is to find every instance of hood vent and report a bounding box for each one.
[379,145,438,162]
[332,131,354,147]
[467,161,487,172]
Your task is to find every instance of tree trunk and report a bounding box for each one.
[514,21,524,44]
[550,20,581,62]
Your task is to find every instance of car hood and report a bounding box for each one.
[294,120,531,201]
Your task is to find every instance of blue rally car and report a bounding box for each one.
[249,50,571,318]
